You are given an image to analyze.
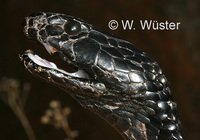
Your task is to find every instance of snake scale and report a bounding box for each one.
[19,12,185,140]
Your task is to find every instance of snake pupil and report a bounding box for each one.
[64,20,81,35]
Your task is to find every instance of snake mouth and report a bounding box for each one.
[19,50,91,79]
[21,13,92,80]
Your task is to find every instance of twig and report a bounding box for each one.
[41,100,78,140]
[0,77,36,140]
[8,97,36,140]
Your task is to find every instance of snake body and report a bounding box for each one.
[20,12,185,140]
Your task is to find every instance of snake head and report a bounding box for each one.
[20,12,185,140]
[22,12,90,54]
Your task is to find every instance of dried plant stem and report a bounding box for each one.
[60,113,75,140]
[8,98,36,140]
[41,100,78,140]
[0,77,36,140]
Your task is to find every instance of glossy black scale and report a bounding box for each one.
[119,41,143,54]
[114,117,131,132]
[74,38,100,66]
[144,81,158,92]
[47,37,61,50]
[97,50,114,71]
[108,38,118,47]
[102,47,124,58]
[135,53,150,63]
[89,31,109,45]
[113,58,130,73]
[126,56,142,63]
[28,28,37,39]
[48,15,65,25]
[45,25,64,36]
[129,72,145,83]
[112,71,130,83]
[117,48,134,56]
[39,30,47,42]
[28,19,34,26]
[145,91,160,101]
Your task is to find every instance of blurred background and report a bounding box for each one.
[0,0,199,139]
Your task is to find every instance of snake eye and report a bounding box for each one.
[64,20,81,35]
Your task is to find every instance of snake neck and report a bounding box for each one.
[71,87,185,140]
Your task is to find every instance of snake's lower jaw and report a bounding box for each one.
[19,50,90,79]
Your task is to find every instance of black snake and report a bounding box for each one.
[19,12,185,140]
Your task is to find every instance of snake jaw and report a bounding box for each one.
[19,50,91,79]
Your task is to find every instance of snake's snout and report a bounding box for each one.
[22,12,47,40]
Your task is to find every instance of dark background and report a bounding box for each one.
[0,0,200,140]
